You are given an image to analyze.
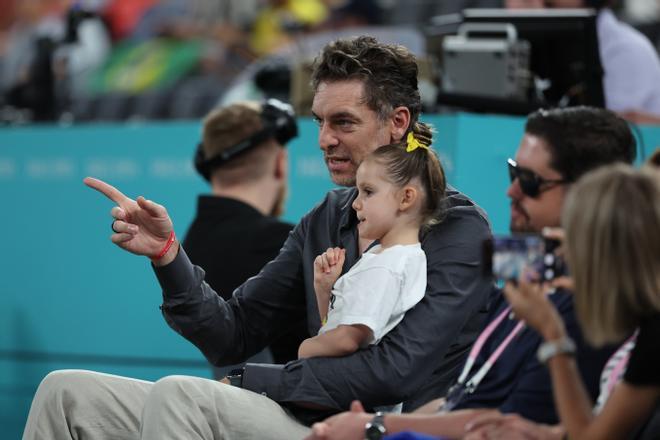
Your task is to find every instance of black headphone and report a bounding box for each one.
[194,99,298,182]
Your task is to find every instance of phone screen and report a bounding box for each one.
[483,235,565,281]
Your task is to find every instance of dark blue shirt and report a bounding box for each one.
[454,288,614,424]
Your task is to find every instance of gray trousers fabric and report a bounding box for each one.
[22,370,311,440]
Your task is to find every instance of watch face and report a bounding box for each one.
[365,423,386,440]
[227,372,243,388]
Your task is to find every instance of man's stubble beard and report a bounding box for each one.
[332,173,356,187]
[510,201,537,234]
[510,222,537,234]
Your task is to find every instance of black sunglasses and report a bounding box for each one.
[507,158,568,198]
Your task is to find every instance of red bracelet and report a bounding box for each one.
[151,230,176,261]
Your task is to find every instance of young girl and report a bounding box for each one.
[298,124,446,358]
[496,163,660,440]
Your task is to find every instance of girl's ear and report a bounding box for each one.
[399,186,418,212]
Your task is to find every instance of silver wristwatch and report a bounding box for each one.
[537,337,577,364]
[364,411,386,440]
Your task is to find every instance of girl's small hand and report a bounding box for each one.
[313,248,346,297]
[503,268,565,340]
[314,247,346,288]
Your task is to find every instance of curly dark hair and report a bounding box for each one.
[525,106,636,182]
[311,36,421,128]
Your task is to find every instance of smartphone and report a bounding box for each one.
[482,235,566,282]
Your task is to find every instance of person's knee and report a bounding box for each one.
[150,375,200,400]
[149,375,233,410]
[36,369,102,401]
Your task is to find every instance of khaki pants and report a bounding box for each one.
[22,370,311,440]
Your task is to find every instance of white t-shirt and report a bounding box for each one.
[319,243,427,346]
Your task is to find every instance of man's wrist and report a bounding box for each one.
[152,240,179,267]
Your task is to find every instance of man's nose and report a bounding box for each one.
[506,178,523,200]
[352,197,361,211]
[318,123,339,151]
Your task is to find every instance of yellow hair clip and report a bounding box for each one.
[406,132,428,152]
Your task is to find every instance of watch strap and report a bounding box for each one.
[364,411,387,440]
[537,337,577,364]
[227,367,245,388]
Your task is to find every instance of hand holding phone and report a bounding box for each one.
[483,234,567,282]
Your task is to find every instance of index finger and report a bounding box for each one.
[551,275,574,292]
[84,177,130,204]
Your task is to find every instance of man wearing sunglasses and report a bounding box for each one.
[305,106,637,440]
[507,106,635,234]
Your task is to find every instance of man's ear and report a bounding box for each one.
[398,186,418,212]
[390,106,411,142]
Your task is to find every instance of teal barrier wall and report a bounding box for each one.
[1,114,659,437]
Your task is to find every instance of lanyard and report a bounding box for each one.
[456,305,526,391]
